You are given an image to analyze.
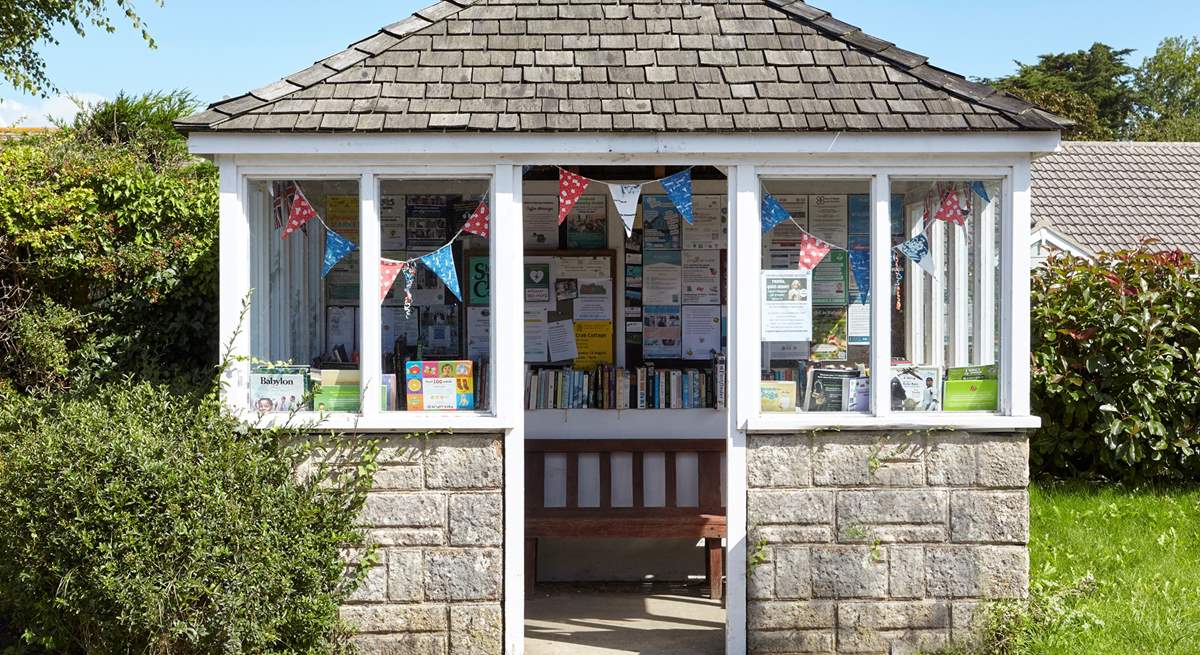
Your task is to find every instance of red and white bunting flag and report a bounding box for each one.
[462,201,490,238]
[281,185,319,239]
[934,187,965,227]
[796,232,832,270]
[380,259,407,303]
[557,169,590,224]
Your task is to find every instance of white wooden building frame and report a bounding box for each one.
[202,131,1051,655]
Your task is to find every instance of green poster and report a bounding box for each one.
[467,255,489,306]
[812,250,849,305]
[943,365,999,411]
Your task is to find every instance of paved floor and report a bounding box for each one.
[525,583,725,655]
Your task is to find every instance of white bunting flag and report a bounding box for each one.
[608,183,643,237]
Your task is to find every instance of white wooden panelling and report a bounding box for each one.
[675,452,699,508]
[720,452,727,508]
[543,454,567,509]
[948,220,970,367]
[610,452,634,508]
[869,175,892,419]
[974,197,997,365]
[577,453,601,508]
[642,453,666,507]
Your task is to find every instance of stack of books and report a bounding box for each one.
[525,361,726,410]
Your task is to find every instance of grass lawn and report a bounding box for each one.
[1018,482,1200,654]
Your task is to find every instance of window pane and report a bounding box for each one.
[247,179,360,414]
[890,179,1001,413]
[379,178,492,412]
[759,178,876,413]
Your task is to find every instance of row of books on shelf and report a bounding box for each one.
[760,362,999,413]
[525,356,727,410]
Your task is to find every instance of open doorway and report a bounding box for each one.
[517,165,730,654]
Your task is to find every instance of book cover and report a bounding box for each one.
[405,360,475,411]
[761,380,798,413]
[944,365,999,411]
[890,366,942,411]
[250,367,309,414]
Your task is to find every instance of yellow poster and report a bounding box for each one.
[326,195,360,241]
[573,320,613,370]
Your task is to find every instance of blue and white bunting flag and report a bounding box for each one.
[608,183,643,237]
[897,233,937,277]
[420,245,462,301]
[761,191,791,233]
[660,169,694,224]
[970,181,990,204]
[321,229,357,278]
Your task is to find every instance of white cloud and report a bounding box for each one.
[0,92,106,128]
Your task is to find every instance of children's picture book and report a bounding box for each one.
[249,366,309,414]
[890,366,942,411]
[761,380,798,412]
[943,365,999,411]
[405,360,475,411]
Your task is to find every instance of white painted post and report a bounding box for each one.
[1002,163,1033,416]
[928,219,946,371]
[948,219,970,367]
[973,194,997,365]
[727,164,759,655]
[358,172,382,416]
[217,156,251,419]
[870,174,892,419]
[494,164,526,655]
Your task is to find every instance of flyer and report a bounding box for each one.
[405,195,451,248]
[326,195,360,242]
[325,258,359,304]
[682,250,720,305]
[524,262,552,304]
[465,306,491,361]
[555,278,579,301]
[848,194,871,235]
[326,305,357,355]
[847,302,870,345]
[625,265,643,288]
[381,194,406,250]
[808,194,848,248]
[643,305,682,359]
[556,255,610,279]
[524,309,549,363]
[466,255,489,305]
[523,195,560,249]
[765,195,810,250]
[381,305,420,355]
[574,278,613,321]
[644,250,683,305]
[547,319,579,362]
[574,320,614,369]
[420,304,460,357]
[812,250,850,305]
[760,270,812,342]
[566,195,608,248]
[641,195,682,250]
[810,306,848,361]
[683,195,726,250]
[682,305,722,360]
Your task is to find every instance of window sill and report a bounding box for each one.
[246,411,510,433]
[744,412,1041,433]
[526,408,727,439]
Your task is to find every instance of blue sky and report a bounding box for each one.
[2,0,1196,126]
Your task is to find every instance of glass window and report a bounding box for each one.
[890,179,1001,413]
[758,178,882,414]
[247,179,361,414]
[378,178,493,413]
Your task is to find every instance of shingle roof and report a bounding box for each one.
[176,0,1071,133]
[1032,141,1200,255]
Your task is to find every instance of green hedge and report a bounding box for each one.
[1031,247,1200,481]
[0,381,378,655]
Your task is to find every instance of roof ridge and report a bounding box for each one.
[175,0,479,129]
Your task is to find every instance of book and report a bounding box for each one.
[890,366,942,411]
[405,360,475,411]
[761,380,798,412]
[943,365,999,411]
[804,368,862,412]
[249,366,310,414]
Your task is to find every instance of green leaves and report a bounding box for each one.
[1031,248,1200,481]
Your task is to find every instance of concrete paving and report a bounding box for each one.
[525,583,725,655]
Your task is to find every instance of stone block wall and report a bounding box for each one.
[746,431,1029,655]
[342,434,505,655]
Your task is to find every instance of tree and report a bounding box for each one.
[0,0,161,96]
[986,43,1137,140]
[1132,36,1200,141]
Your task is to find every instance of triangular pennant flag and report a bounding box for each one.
[463,201,490,238]
[897,233,937,277]
[281,184,319,239]
[380,259,407,303]
[608,183,643,237]
[796,232,832,271]
[321,229,357,278]
[761,192,791,233]
[660,169,694,224]
[934,187,965,227]
[849,250,871,304]
[557,169,591,225]
[970,181,990,204]
[271,181,297,230]
[420,245,462,301]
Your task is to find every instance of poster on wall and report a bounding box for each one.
[524,309,549,363]
[524,195,560,249]
[765,195,810,250]
[547,319,579,362]
[524,262,552,305]
[382,305,419,355]
[566,195,608,249]
[643,250,683,305]
[405,195,451,248]
[381,194,406,250]
[574,320,614,369]
[808,194,848,248]
[683,195,726,250]
[642,195,682,250]
[810,306,848,361]
[760,270,812,342]
[466,255,489,306]
[682,250,721,305]
[420,304,460,357]
[812,250,850,305]
[326,195,360,242]
[326,305,357,355]
[643,305,682,359]
[325,257,359,305]
[848,194,871,235]
[574,278,613,321]
[466,306,491,361]
[682,305,722,360]
[847,303,870,345]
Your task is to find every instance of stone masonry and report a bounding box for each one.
[747,431,1029,655]
[343,434,504,655]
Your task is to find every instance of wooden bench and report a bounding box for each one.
[525,439,727,599]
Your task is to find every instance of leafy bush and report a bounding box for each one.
[0,379,379,655]
[1030,247,1200,480]
[0,91,218,394]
